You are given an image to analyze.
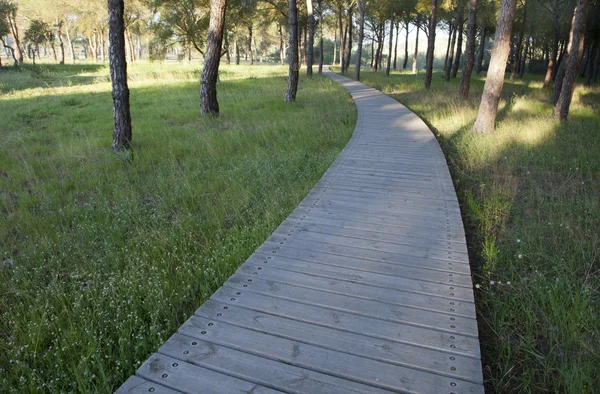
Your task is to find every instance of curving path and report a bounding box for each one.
[116,68,484,394]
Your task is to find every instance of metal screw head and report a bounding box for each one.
[208,323,214,326]
[192,342,197,345]
[217,313,222,316]
[172,363,178,367]
[223,306,228,309]
[149,388,155,392]
[450,367,456,371]
[201,330,207,334]
[183,350,189,354]
[162,374,168,378]
[236,292,241,295]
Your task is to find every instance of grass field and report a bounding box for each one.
[0,63,356,392]
[336,67,600,392]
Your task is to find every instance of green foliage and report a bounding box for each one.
[0,63,356,392]
[342,67,600,393]
[24,19,51,47]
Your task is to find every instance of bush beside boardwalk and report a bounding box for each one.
[338,67,600,393]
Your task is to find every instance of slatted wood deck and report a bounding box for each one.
[116,69,484,394]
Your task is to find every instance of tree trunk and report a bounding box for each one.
[65,25,75,63]
[338,7,345,71]
[510,33,523,82]
[554,0,587,120]
[413,17,419,73]
[585,40,599,85]
[476,26,485,73]
[375,25,383,71]
[452,9,464,78]
[333,30,337,66]
[424,0,439,88]
[100,29,106,62]
[318,0,324,73]
[472,0,518,133]
[247,25,253,65]
[285,0,299,102]
[355,0,365,80]
[200,0,227,116]
[458,0,478,99]
[344,5,353,73]
[393,21,399,69]
[403,21,409,69]
[386,12,394,76]
[445,24,457,81]
[278,24,284,65]
[370,37,374,68]
[50,41,57,62]
[224,32,231,64]
[107,0,132,151]
[8,13,23,65]
[307,0,314,76]
[444,23,454,72]
[544,7,560,87]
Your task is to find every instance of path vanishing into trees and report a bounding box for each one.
[116,69,484,394]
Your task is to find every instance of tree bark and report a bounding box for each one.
[458,0,478,99]
[200,0,227,116]
[554,0,587,120]
[424,0,439,88]
[344,5,353,73]
[585,40,599,86]
[393,21,399,69]
[445,24,457,81]
[65,25,75,63]
[510,33,523,82]
[452,8,464,78]
[472,0,518,133]
[307,0,314,76]
[413,17,419,73]
[386,13,394,76]
[355,0,365,80]
[476,26,485,73]
[8,11,23,64]
[278,23,284,65]
[403,21,409,69]
[338,6,345,71]
[444,23,454,72]
[247,25,253,65]
[318,0,324,73]
[285,0,299,102]
[370,36,374,68]
[544,5,560,87]
[107,0,132,151]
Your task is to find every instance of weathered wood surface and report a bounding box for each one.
[116,69,484,394]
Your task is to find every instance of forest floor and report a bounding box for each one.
[335,66,600,393]
[0,63,356,392]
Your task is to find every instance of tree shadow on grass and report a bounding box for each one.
[0,63,108,93]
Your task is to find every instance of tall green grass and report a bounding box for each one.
[338,67,600,393]
[0,63,356,392]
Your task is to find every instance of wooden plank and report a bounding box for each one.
[258,238,470,275]
[274,220,469,258]
[194,301,483,382]
[248,250,473,287]
[177,316,484,394]
[288,206,467,242]
[159,333,395,394]
[222,274,478,336]
[136,353,282,394]
[236,256,476,311]
[115,376,182,394]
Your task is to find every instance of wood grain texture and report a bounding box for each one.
[116,68,484,394]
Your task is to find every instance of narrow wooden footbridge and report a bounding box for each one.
[117,69,484,394]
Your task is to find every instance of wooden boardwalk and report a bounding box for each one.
[116,69,484,394]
